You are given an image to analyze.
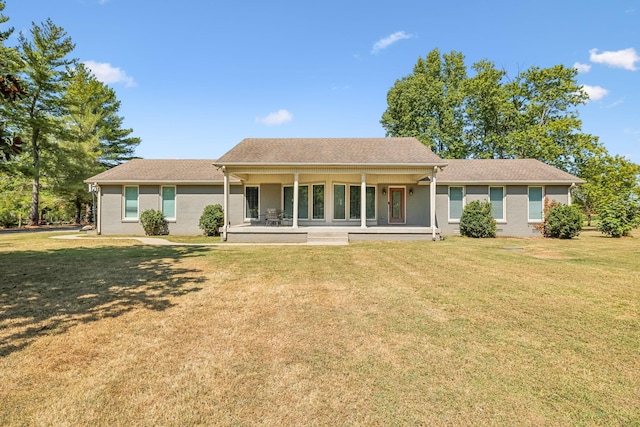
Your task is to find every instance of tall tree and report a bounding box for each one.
[53,63,140,222]
[0,0,25,164]
[381,48,468,158]
[8,19,75,225]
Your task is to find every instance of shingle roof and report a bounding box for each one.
[215,137,446,166]
[85,159,233,183]
[436,159,585,184]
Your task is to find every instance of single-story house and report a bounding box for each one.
[85,137,584,242]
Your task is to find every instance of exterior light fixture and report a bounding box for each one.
[382,187,386,195]
[409,187,413,196]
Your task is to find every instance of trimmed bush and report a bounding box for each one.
[199,204,224,236]
[459,200,496,238]
[597,199,640,238]
[140,209,168,236]
[544,204,583,239]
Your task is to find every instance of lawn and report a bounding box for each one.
[1,229,638,426]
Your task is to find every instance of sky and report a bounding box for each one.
[4,0,640,162]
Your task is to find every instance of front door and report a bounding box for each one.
[389,187,405,224]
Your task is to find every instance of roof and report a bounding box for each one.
[436,159,585,184]
[215,137,446,166]
[84,159,236,184]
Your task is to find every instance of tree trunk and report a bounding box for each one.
[74,199,82,224]
[28,130,40,226]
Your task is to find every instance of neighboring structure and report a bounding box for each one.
[85,138,584,241]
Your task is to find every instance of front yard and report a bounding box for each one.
[1,229,638,425]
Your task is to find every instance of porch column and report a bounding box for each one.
[430,167,438,240]
[361,173,367,228]
[293,173,299,229]
[223,168,229,240]
[96,184,102,235]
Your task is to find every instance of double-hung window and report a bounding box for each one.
[489,186,505,221]
[245,186,259,220]
[528,186,544,222]
[161,186,176,220]
[449,186,464,221]
[124,186,139,219]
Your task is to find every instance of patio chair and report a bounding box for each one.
[265,208,281,226]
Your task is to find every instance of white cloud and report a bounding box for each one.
[256,109,293,126]
[371,31,413,54]
[589,48,640,71]
[573,62,591,73]
[83,60,137,87]
[582,84,609,101]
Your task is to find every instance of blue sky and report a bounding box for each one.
[5,0,640,162]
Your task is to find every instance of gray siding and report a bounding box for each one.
[435,184,572,237]
[98,184,244,235]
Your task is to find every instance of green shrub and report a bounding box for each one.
[597,199,640,238]
[459,200,496,238]
[199,204,224,236]
[544,204,583,239]
[140,209,168,236]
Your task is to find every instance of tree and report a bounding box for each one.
[572,154,640,225]
[381,48,468,158]
[8,19,75,225]
[0,0,26,164]
[52,63,139,223]
[381,50,602,174]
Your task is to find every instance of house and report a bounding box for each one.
[85,137,584,242]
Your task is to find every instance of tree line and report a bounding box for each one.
[381,48,640,226]
[0,1,139,227]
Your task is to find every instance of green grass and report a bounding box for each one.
[0,229,638,425]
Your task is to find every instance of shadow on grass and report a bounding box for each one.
[0,245,209,357]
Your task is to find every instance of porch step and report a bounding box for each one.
[306,231,349,246]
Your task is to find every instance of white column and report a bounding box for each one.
[96,184,102,235]
[361,173,367,228]
[430,167,437,240]
[223,169,229,240]
[293,173,299,228]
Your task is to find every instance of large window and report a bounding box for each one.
[449,186,464,221]
[124,186,138,219]
[489,186,504,221]
[349,185,376,220]
[312,184,324,220]
[161,186,176,219]
[245,186,259,219]
[333,184,346,220]
[283,185,308,219]
[528,186,543,221]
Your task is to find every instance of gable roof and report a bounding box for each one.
[85,159,236,184]
[215,137,447,166]
[436,159,585,184]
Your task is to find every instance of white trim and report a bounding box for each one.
[244,185,260,221]
[489,186,506,222]
[160,185,177,221]
[448,186,465,223]
[122,185,139,221]
[528,185,545,223]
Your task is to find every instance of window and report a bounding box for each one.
[312,184,324,220]
[283,185,308,219]
[245,186,259,219]
[124,186,138,219]
[528,186,543,221]
[333,184,346,220]
[349,185,376,220]
[161,186,176,219]
[489,186,504,221]
[449,186,464,221]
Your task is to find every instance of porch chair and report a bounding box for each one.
[265,208,281,226]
